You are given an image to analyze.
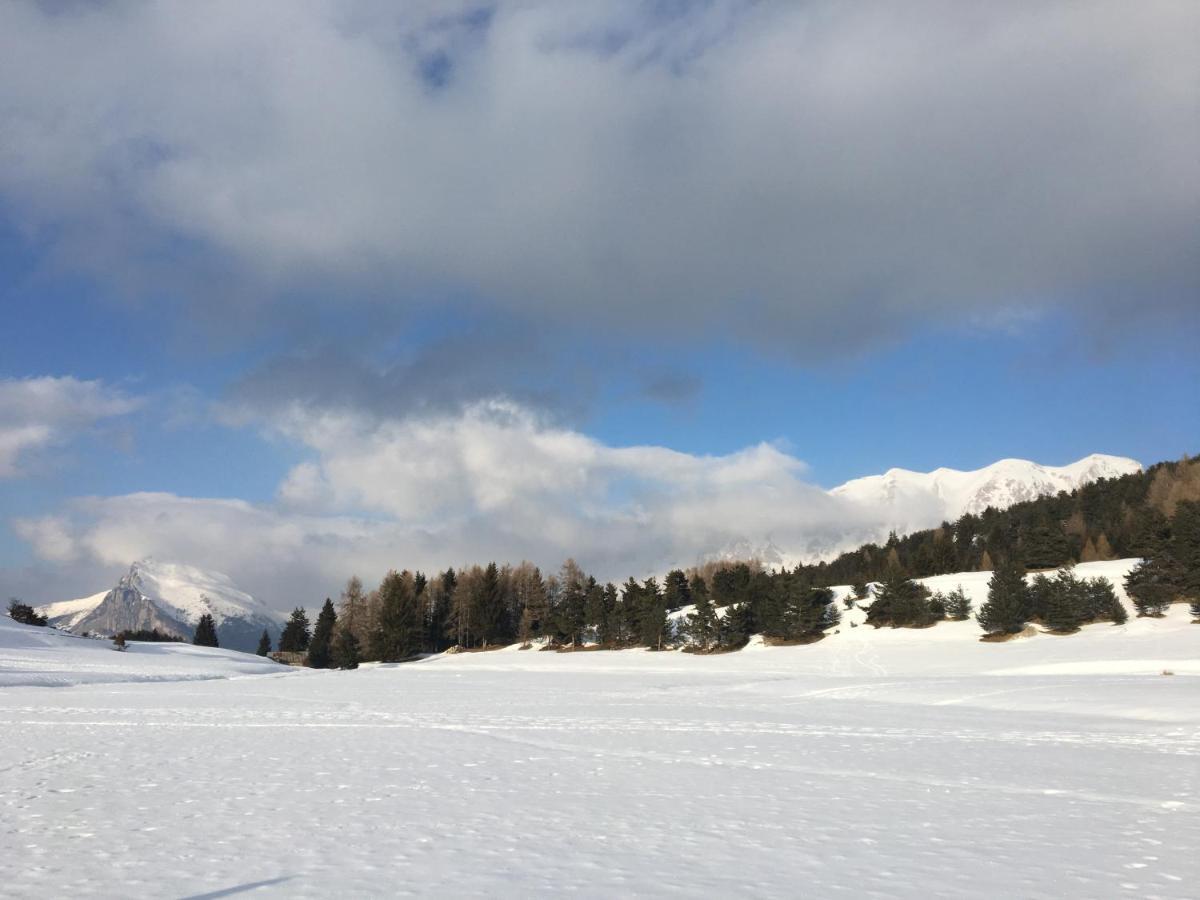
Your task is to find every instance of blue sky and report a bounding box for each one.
[0,1,1196,604]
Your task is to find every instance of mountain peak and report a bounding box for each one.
[38,560,284,652]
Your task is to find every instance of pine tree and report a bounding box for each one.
[331,624,361,669]
[193,613,219,647]
[1083,577,1126,624]
[977,559,1028,636]
[663,570,692,612]
[944,586,972,621]
[867,565,930,627]
[474,562,505,648]
[556,560,588,646]
[1026,573,1056,622]
[279,608,312,652]
[1124,556,1176,617]
[371,570,423,662]
[255,629,271,656]
[1043,567,1085,633]
[687,586,718,650]
[307,598,338,669]
[719,602,752,649]
[639,576,667,649]
[1171,500,1200,602]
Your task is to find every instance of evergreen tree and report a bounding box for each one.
[371,570,423,661]
[1170,500,1200,602]
[307,598,338,669]
[977,559,1028,636]
[193,613,219,647]
[7,599,47,626]
[1082,577,1126,624]
[944,586,972,621]
[332,624,361,669]
[555,560,588,646]
[1124,556,1176,617]
[719,602,753,649]
[474,562,506,647]
[1026,573,1056,622]
[255,629,271,656]
[638,576,668,649]
[867,565,931,627]
[663,570,692,612]
[1043,567,1085,633]
[279,607,312,652]
[687,585,718,650]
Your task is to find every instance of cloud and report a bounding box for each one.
[14,398,896,606]
[0,1,1194,354]
[0,376,142,477]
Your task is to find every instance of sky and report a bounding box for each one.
[0,1,1197,607]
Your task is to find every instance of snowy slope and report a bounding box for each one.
[831,452,1141,525]
[0,612,287,688]
[2,573,1196,898]
[38,559,285,651]
[36,590,108,630]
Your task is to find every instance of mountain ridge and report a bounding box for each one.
[38,559,284,652]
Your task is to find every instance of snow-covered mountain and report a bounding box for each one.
[700,453,1142,569]
[830,453,1141,530]
[38,560,285,652]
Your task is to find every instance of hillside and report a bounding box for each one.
[0,612,286,688]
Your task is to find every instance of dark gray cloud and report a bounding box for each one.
[225,329,596,425]
[0,1,1195,357]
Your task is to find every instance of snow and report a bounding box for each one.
[0,615,284,689]
[2,558,1197,898]
[34,591,108,630]
[831,453,1142,521]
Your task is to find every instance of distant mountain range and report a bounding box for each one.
[38,559,285,653]
[829,452,1142,524]
[699,453,1143,569]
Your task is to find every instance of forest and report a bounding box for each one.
[257,456,1200,666]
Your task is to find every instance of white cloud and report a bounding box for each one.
[0,1,1194,352]
[0,376,142,477]
[14,398,891,606]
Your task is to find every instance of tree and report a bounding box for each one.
[1043,567,1085,633]
[1124,556,1176,617]
[719,602,753,649]
[371,570,423,662]
[944,587,972,621]
[332,625,361,669]
[1083,577,1126,624]
[307,598,338,669]
[516,565,549,645]
[193,613,219,647]
[555,560,588,646]
[473,562,507,647]
[255,629,272,656]
[7,599,47,627]
[337,576,370,649]
[639,576,668,649]
[867,565,932,627]
[687,585,718,650]
[279,608,312,652]
[977,559,1028,636]
[663,570,692,612]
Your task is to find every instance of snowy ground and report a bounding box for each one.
[1,561,1198,898]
